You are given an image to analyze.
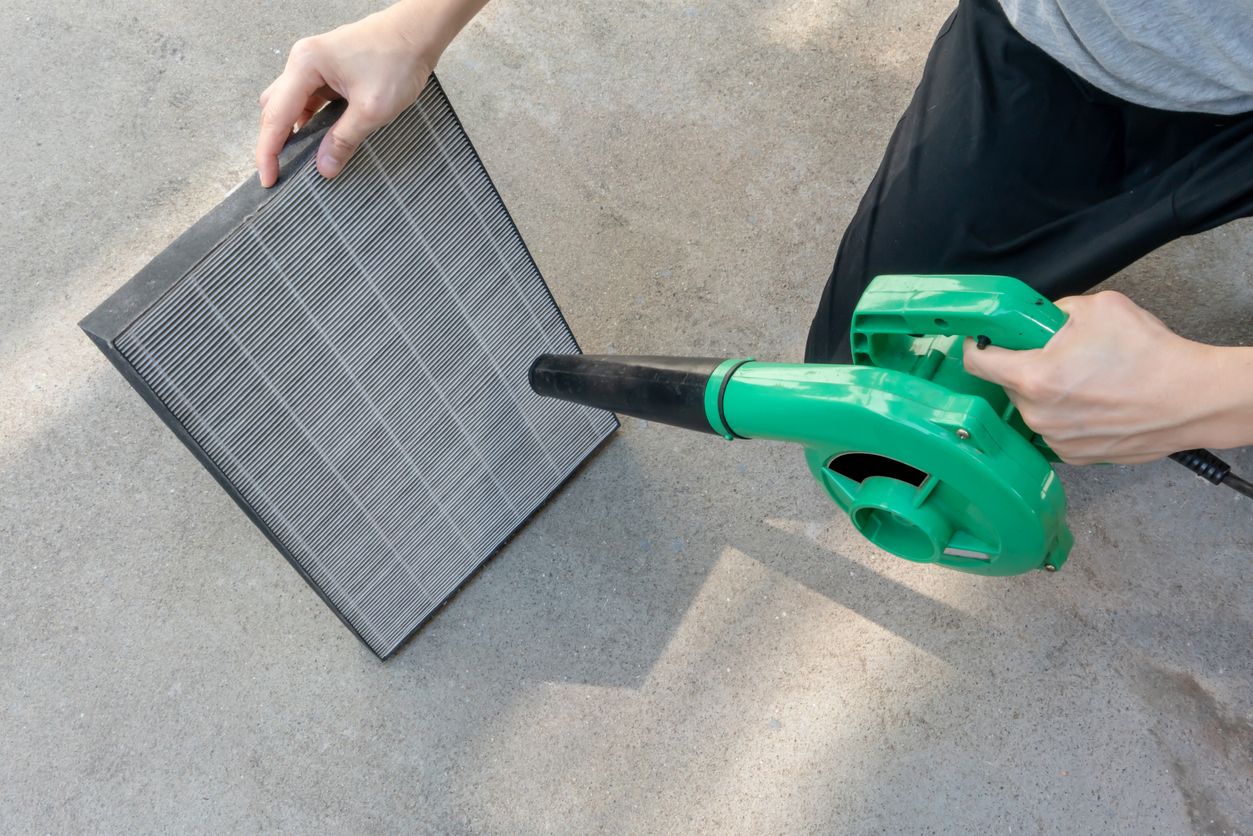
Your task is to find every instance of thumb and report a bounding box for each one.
[316,103,380,179]
[961,337,1039,389]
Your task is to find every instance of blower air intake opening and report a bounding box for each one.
[827,453,928,488]
[851,505,934,561]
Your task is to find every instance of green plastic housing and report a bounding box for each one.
[707,275,1073,575]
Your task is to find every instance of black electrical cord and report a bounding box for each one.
[1222,472,1253,500]
[1169,449,1253,500]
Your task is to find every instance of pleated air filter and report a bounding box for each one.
[81,77,618,657]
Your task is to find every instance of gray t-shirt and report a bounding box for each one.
[997,0,1253,114]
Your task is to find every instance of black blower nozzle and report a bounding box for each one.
[529,354,723,434]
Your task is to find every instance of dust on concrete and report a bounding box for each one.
[1132,661,1253,835]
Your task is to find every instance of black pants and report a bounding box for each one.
[805,0,1253,364]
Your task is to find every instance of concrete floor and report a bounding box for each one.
[3,0,1251,832]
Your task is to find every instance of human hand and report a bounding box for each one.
[963,290,1253,465]
[256,0,489,187]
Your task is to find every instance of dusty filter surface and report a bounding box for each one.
[81,78,618,657]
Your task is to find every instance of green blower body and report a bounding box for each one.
[530,275,1073,576]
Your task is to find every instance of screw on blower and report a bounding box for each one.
[529,275,1253,576]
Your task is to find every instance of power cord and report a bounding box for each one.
[1169,449,1253,500]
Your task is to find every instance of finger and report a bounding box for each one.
[1048,434,1169,466]
[256,70,323,188]
[259,79,277,109]
[1048,443,1105,466]
[1053,295,1079,314]
[1060,452,1157,466]
[261,77,330,110]
[961,338,1040,389]
[1057,454,1098,466]
[293,94,328,132]
[315,102,383,179]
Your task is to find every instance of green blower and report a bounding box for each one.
[530,274,1073,576]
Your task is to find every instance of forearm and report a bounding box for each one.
[1190,344,1253,450]
[390,0,492,68]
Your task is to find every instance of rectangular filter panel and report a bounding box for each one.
[81,77,617,657]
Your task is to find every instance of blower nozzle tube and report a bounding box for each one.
[529,354,726,434]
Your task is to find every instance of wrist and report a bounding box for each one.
[390,0,487,71]
[1180,343,1253,450]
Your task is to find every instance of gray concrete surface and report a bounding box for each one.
[3,0,1251,832]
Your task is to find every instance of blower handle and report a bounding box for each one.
[850,274,1067,363]
[851,275,1253,500]
[850,274,1067,460]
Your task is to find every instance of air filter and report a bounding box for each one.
[81,77,618,657]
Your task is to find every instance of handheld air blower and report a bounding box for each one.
[529,275,1252,576]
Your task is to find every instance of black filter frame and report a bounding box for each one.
[80,77,618,657]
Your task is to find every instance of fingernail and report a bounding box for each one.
[318,152,341,177]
